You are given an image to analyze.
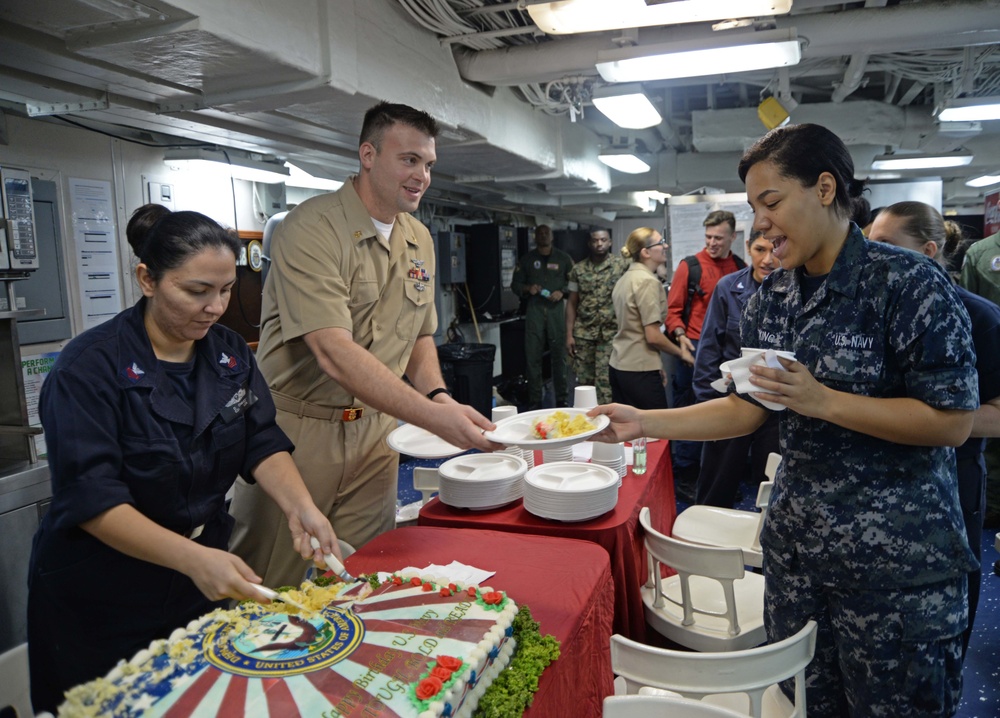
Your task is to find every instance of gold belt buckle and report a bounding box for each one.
[341,407,364,422]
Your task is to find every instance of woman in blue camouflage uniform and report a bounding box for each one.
[592,124,978,717]
[868,201,1000,658]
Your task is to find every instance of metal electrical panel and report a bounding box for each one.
[1,167,39,270]
[435,230,466,285]
[458,224,520,321]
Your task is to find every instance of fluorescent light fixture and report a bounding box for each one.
[164,148,290,184]
[592,84,662,129]
[870,151,974,171]
[596,29,800,83]
[938,95,1000,122]
[966,174,1000,188]
[284,162,344,191]
[598,147,651,174]
[528,0,792,35]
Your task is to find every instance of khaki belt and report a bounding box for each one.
[272,392,366,422]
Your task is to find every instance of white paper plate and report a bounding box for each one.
[524,461,619,493]
[483,408,610,449]
[386,422,465,459]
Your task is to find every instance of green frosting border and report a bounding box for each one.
[472,605,560,718]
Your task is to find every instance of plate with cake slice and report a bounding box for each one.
[483,408,609,450]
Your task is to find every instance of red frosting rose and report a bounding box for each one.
[482,591,504,605]
[430,665,453,681]
[436,655,463,671]
[467,587,478,598]
[439,587,452,597]
[422,582,434,592]
[415,676,443,701]
[392,576,403,585]
[449,583,458,592]
[410,577,423,586]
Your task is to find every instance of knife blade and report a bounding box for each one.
[250,584,315,614]
[310,537,356,582]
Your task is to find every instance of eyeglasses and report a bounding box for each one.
[644,238,668,249]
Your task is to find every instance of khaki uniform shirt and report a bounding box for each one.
[256,178,437,410]
[610,262,666,372]
[567,255,629,342]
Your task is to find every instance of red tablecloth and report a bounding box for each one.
[344,526,615,718]
[417,440,675,640]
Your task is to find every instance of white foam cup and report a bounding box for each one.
[574,385,598,409]
[592,441,623,462]
[492,405,517,421]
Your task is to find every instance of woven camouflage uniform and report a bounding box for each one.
[741,227,979,717]
[567,255,629,405]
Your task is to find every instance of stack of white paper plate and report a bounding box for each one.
[523,461,619,522]
[437,453,527,510]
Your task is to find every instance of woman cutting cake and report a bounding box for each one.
[27,205,340,714]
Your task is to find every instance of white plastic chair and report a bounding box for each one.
[639,507,765,651]
[0,642,33,718]
[412,466,440,505]
[610,621,817,718]
[604,694,746,718]
[671,453,781,568]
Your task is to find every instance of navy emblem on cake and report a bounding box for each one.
[205,606,365,678]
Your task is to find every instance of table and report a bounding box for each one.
[344,526,615,718]
[417,440,675,640]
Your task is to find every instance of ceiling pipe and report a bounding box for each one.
[453,0,1000,87]
[830,53,871,103]
[829,0,886,103]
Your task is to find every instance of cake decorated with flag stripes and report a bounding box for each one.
[58,571,518,718]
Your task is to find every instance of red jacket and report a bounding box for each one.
[666,249,743,340]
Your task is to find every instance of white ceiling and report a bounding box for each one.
[1,0,999,222]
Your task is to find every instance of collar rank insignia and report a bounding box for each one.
[123,362,145,383]
[219,352,239,370]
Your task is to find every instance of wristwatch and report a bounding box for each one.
[673,328,686,339]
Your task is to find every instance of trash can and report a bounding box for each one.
[437,343,496,419]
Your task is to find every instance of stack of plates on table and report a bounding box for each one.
[437,453,527,510]
[523,461,619,522]
[542,446,574,463]
[591,442,626,483]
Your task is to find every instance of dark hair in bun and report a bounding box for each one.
[738,123,865,220]
[126,204,240,280]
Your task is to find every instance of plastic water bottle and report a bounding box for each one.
[632,437,647,475]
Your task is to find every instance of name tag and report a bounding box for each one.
[546,262,560,270]
[221,384,257,423]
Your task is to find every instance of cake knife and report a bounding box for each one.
[310,536,357,583]
[250,584,316,614]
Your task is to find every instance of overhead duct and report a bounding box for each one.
[454,0,1000,87]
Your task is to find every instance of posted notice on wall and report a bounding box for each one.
[69,177,123,330]
[21,351,58,459]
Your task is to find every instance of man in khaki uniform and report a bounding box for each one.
[230,102,497,587]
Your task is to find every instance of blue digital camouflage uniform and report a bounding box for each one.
[567,255,629,404]
[740,227,979,717]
